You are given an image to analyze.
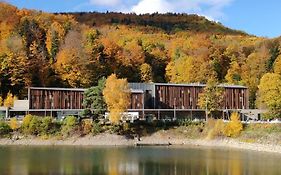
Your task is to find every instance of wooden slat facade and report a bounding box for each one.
[28,83,249,112]
[223,87,249,110]
[29,88,84,110]
[130,93,144,109]
[155,85,203,109]
[154,85,249,110]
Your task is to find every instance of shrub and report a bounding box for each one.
[40,117,53,135]
[61,116,78,136]
[0,121,11,136]
[21,115,43,135]
[224,112,243,137]
[92,122,102,135]
[81,119,93,135]
[122,122,130,132]
[206,119,225,139]
[22,114,34,134]
[51,120,63,135]
[28,116,42,135]
[22,114,33,127]
[177,119,193,126]
[213,119,225,136]
[9,118,19,130]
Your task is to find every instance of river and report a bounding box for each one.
[0,146,280,175]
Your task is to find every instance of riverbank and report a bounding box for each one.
[0,132,281,154]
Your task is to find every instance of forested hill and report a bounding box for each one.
[1,2,281,108]
[63,12,247,35]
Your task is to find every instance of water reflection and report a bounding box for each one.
[0,146,280,175]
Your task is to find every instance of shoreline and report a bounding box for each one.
[0,133,281,154]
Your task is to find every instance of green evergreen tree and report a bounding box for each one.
[266,45,280,72]
[50,31,59,62]
[82,77,107,119]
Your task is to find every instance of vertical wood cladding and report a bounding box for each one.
[29,84,249,111]
[130,93,144,109]
[223,87,249,109]
[155,85,249,110]
[29,88,84,109]
[155,85,203,109]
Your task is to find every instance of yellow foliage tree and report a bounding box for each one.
[0,97,2,106]
[198,78,223,120]
[273,55,281,74]
[140,63,153,82]
[225,61,242,84]
[9,118,18,130]
[241,51,268,108]
[103,74,130,124]
[4,92,16,107]
[257,73,281,119]
[165,56,194,83]
[224,112,243,137]
[166,54,216,84]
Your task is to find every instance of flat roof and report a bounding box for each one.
[29,82,247,92]
[29,87,86,91]
[129,83,247,89]
[29,87,145,93]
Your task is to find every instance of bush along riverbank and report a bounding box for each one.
[0,113,281,152]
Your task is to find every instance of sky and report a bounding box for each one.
[4,0,281,38]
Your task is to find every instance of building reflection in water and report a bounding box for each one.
[0,146,280,175]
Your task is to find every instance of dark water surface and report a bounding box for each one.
[0,146,280,175]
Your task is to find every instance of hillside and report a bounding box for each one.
[0,2,281,109]
[64,12,247,35]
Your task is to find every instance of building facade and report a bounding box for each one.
[129,83,249,110]
[3,83,249,120]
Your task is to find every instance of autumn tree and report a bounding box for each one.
[224,112,243,137]
[46,21,68,61]
[140,63,153,82]
[266,44,280,72]
[9,118,19,130]
[225,61,242,84]
[55,30,92,87]
[198,78,224,120]
[165,56,194,83]
[82,77,107,119]
[273,54,281,74]
[146,44,168,82]
[0,2,20,40]
[241,51,268,108]
[103,74,130,124]
[166,53,217,84]
[210,47,231,81]
[0,35,29,95]
[19,19,51,86]
[4,92,16,108]
[257,73,281,119]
